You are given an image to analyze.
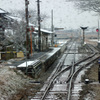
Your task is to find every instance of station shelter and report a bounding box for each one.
[33,28,53,51]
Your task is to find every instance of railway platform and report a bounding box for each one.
[7,51,48,67]
[8,47,61,67]
[6,42,67,77]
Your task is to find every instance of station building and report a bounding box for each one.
[0,8,53,59]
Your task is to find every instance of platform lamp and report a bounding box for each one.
[80,27,88,44]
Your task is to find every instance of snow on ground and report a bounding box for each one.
[0,64,31,100]
[89,39,98,42]
[57,39,69,44]
[17,60,39,68]
[0,40,69,100]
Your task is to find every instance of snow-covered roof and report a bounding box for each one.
[0,8,8,14]
[33,31,38,35]
[5,15,21,22]
[0,10,52,35]
[35,27,53,34]
[41,28,53,34]
[29,23,35,26]
[0,9,5,14]
[28,23,53,34]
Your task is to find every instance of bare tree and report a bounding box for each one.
[10,9,49,27]
[5,21,26,52]
[28,9,37,25]
[66,0,100,14]
[5,9,49,52]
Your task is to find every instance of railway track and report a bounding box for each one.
[31,41,100,100]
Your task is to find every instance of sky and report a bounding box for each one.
[0,0,99,29]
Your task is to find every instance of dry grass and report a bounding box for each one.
[79,62,100,100]
[85,39,98,46]
[0,66,32,100]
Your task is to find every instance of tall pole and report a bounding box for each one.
[51,10,54,46]
[30,29,33,56]
[25,0,30,59]
[98,20,99,41]
[80,27,88,44]
[37,0,41,51]
[83,29,85,44]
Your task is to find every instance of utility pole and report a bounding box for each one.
[80,27,88,44]
[25,0,30,59]
[51,10,54,46]
[98,20,99,41]
[37,0,41,51]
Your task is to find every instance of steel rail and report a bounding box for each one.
[45,41,74,83]
[67,44,100,100]
[40,41,75,100]
[40,42,98,100]
[66,43,76,83]
[40,52,98,100]
[67,45,76,100]
[67,54,100,100]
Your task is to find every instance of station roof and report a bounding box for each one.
[5,15,22,22]
[35,27,53,34]
[0,8,8,14]
[29,23,53,34]
[0,9,53,35]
